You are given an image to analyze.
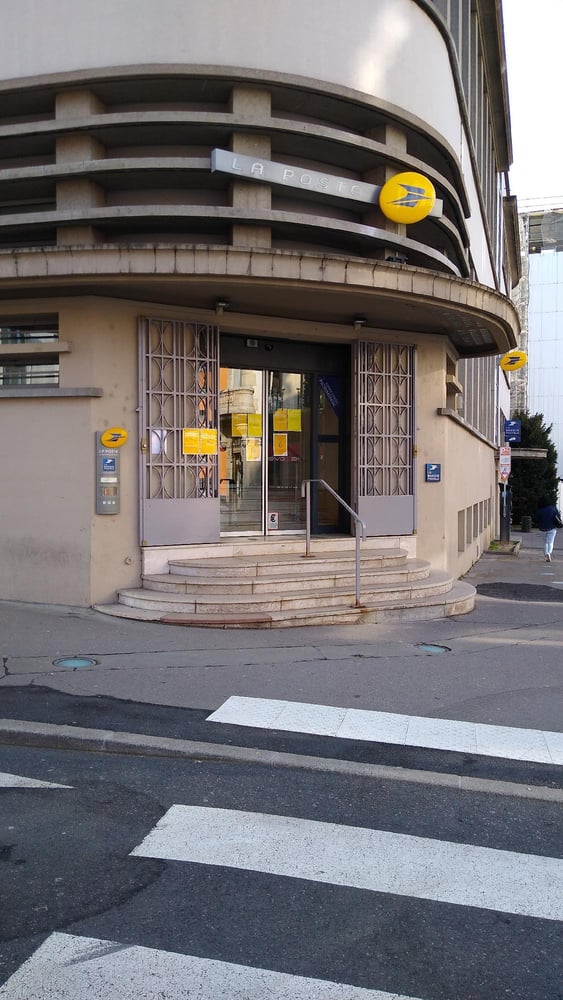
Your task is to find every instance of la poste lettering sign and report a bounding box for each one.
[211,149,442,220]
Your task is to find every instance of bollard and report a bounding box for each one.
[498,482,512,545]
[521,515,532,532]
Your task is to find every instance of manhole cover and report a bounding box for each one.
[476,583,563,602]
[52,656,98,669]
[415,643,451,654]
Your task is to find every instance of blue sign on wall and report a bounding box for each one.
[425,463,441,482]
[504,419,521,443]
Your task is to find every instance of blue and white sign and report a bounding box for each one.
[504,419,521,443]
[425,463,441,482]
[102,457,116,473]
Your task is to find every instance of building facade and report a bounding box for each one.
[0,0,519,608]
[513,208,563,475]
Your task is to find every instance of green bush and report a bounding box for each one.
[509,411,559,524]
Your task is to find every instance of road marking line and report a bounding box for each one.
[0,770,71,789]
[131,805,563,921]
[0,932,421,999]
[207,696,563,764]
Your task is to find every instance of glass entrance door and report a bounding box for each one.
[219,367,264,532]
[267,370,310,532]
[220,364,344,535]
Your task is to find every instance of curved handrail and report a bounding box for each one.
[300,479,366,607]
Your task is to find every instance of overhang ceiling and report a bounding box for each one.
[0,247,519,357]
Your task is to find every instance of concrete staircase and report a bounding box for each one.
[95,538,475,628]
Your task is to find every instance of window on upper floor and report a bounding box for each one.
[0,317,59,386]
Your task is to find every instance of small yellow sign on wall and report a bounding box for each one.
[100,427,128,448]
[500,349,527,371]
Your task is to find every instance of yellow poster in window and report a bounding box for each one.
[247,413,262,437]
[273,409,288,431]
[287,409,301,432]
[182,428,200,454]
[199,428,218,455]
[273,432,288,457]
[245,438,261,462]
[182,428,218,455]
[231,413,247,436]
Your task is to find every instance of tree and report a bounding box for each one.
[509,411,559,524]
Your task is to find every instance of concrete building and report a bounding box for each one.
[512,208,563,475]
[0,0,520,621]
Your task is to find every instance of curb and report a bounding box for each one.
[1,719,561,803]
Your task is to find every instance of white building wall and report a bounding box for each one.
[1,0,495,285]
[527,250,563,476]
[1,0,459,148]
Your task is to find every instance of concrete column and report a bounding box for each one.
[55,91,106,246]
[229,86,271,248]
[364,124,408,260]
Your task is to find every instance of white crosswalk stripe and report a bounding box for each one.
[0,770,71,788]
[2,783,561,997]
[0,932,421,999]
[207,695,563,764]
[131,804,563,921]
[2,796,561,999]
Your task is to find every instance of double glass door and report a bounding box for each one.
[219,366,343,534]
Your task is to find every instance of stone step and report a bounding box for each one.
[144,558,431,595]
[168,546,408,579]
[94,580,476,628]
[114,569,455,615]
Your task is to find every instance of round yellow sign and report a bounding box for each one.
[100,427,128,448]
[379,172,436,224]
[499,350,527,372]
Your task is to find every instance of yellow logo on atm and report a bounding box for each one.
[500,349,527,372]
[100,427,128,448]
[379,172,436,224]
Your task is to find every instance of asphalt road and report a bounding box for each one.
[1,742,561,999]
[1,684,562,789]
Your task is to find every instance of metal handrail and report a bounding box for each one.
[300,479,367,607]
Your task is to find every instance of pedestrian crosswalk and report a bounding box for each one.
[0,932,421,999]
[2,698,562,999]
[0,770,71,788]
[131,804,562,921]
[2,795,562,998]
[207,695,563,765]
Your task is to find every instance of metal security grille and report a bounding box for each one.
[356,342,414,497]
[140,317,219,502]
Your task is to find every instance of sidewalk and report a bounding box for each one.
[0,529,562,734]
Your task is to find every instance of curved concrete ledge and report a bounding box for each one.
[0,61,471,215]
[0,243,520,354]
[0,206,461,277]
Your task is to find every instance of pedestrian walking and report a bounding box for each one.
[534,496,563,562]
